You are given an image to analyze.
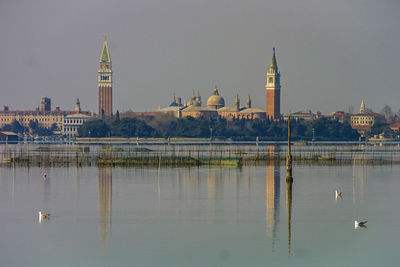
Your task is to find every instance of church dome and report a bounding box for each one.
[206,88,225,109]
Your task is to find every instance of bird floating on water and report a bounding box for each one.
[42,172,47,179]
[38,211,50,222]
[335,190,342,199]
[354,220,367,229]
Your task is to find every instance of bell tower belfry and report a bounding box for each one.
[98,34,113,117]
[266,48,281,120]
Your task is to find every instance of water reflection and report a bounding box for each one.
[41,167,50,203]
[265,160,280,249]
[98,168,112,248]
[286,180,293,256]
[352,155,367,204]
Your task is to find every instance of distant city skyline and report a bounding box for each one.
[1,0,400,114]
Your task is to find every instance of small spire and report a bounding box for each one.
[247,94,252,108]
[270,47,278,71]
[213,86,219,95]
[104,34,107,40]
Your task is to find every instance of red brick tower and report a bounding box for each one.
[98,34,113,117]
[265,48,281,120]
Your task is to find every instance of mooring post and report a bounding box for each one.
[286,114,293,182]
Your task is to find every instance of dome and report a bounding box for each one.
[206,88,225,109]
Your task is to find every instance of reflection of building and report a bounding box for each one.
[266,48,281,120]
[266,159,280,242]
[98,168,112,247]
[98,35,113,117]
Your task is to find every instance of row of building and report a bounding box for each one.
[1,35,398,139]
[0,98,93,137]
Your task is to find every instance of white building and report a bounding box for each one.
[63,113,91,137]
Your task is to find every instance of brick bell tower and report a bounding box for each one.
[98,34,113,117]
[265,48,281,120]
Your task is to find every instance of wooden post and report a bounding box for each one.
[286,114,293,182]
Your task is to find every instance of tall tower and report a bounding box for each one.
[40,97,51,112]
[98,34,113,117]
[266,48,281,120]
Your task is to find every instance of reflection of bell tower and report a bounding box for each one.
[98,34,113,117]
[266,48,281,120]
[98,168,112,247]
[265,147,280,247]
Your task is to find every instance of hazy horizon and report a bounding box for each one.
[1,0,399,115]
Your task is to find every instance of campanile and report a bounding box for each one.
[265,48,281,120]
[98,35,113,117]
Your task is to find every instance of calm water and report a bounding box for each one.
[1,162,400,266]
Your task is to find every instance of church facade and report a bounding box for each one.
[156,49,279,120]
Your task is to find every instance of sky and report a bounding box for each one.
[1,0,399,115]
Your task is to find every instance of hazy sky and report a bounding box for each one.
[1,0,399,114]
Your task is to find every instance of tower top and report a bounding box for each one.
[247,94,252,108]
[360,100,366,113]
[100,35,111,63]
[270,47,278,71]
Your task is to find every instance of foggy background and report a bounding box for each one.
[0,0,399,115]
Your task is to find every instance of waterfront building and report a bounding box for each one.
[329,111,351,124]
[266,48,281,120]
[0,131,18,143]
[351,100,384,135]
[157,88,266,120]
[217,94,266,120]
[0,97,92,132]
[283,110,317,121]
[62,113,91,137]
[98,35,113,117]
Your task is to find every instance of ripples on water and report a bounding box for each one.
[1,144,400,266]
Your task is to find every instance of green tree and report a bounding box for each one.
[78,119,109,137]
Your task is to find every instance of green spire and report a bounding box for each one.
[100,34,111,62]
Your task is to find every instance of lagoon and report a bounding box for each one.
[0,145,399,266]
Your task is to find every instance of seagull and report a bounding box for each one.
[38,211,50,222]
[354,220,367,229]
[42,172,47,179]
[335,190,342,199]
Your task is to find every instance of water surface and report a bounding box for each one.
[0,162,399,266]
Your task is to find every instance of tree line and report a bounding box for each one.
[78,114,360,141]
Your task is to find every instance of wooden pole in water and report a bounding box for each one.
[286,114,293,182]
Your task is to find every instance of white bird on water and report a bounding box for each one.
[335,190,342,199]
[38,211,50,223]
[354,220,367,229]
